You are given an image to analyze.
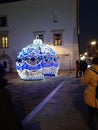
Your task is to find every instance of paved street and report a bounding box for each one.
[4,71,70,120]
[4,71,98,130]
[23,72,91,130]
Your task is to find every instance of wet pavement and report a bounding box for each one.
[4,71,98,130]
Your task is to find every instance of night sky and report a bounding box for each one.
[0,0,98,53]
[79,0,98,53]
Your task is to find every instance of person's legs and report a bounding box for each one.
[83,70,86,75]
[76,70,78,78]
[96,108,98,120]
[79,71,82,77]
[94,108,98,129]
[88,106,95,129]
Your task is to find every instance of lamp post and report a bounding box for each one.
[91,41,96,58]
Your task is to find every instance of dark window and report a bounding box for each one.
[3,61,7,68]
[38,34,44,41]
[0,16,7,27]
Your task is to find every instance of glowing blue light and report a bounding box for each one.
[16,36,59,80]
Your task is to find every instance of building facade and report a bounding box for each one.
[0,0,79,72]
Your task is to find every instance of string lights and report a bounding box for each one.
[16,36,59,80]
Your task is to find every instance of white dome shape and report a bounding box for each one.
[16,36,59,80]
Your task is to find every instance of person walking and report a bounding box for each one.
[82,60,87,75]
[75,60,80,78]
[81,57,98,130]
[79,60,83,77]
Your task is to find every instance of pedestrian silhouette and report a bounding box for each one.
[79,60,83,77]
[75,60,80,78]
[0,63,23,130]
[82,60,87,75]
[79,60,87,77]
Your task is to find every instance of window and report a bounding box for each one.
[0,31,9,48]
[0,16,7,27]
[38,34,44,41]
[54,34,62,46]
[51,29,64,46]
[33,31,45,42]
[1,36,8,48]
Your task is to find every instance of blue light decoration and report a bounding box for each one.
[16,36,59,80]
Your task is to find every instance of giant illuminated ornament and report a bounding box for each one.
[16,36,59,80]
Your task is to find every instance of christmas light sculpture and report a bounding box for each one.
[16,36,59,80]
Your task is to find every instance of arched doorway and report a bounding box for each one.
[0,51,13,72]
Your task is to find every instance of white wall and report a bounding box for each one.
[0,0,78,71]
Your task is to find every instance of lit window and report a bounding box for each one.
[1,36,8,48]
[54,34,62,46]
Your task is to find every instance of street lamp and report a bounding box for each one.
[84,52,87,61]
[91,41,96,58]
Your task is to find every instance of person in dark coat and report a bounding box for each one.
[79,60,87,77]
[82,60,87,74]
[75,60,80,78]
[79,60,83,77]
[0,63,23,130]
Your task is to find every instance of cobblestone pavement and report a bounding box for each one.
[4,70,71,121]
